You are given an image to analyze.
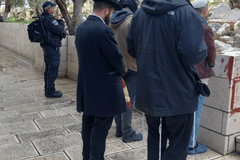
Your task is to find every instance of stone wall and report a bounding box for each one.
[198,52,240,155]
[0,22,68,77]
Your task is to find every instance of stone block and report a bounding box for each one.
[0,135,19,146]
[222,112,240,135]
[40,110,67,118]
[0,110,17,118]
[0,96,36,108]
[215,23,230,40]
[24,152,70,160]
[65,146,83,160]
[71,62,78,74]
[200,105,223,133]
[71,46,78,63]
[0,143,38,160]
[35,115,77,130]
[210,3,231,19]
[227,133,240,154]
[107,147,147,160]
[58,70,66,77]
[198,127,228,155]
[204,77,231,112]
[219,36,233,43]
[0,121,39,136]
[64,123,82,133]
[60,47,67,60]
[62,38,67,47]
[17,105,54,115]
[59,61,67,72]
[4,102,43,111]
[17,128,68,143]
[233,34,240,48]
[222,8,240,23]
[67,35,75,51]
[0,113,42,126]
[33,133,82,155]
[27,152,70,160]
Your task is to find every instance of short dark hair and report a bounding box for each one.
[93,1,112,11]
[195,3,208,14]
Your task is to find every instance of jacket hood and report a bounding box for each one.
[123,0,139,13]
[141,0,190,15]
[111,9,132,26]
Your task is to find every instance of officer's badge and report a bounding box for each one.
[52,20,59,26]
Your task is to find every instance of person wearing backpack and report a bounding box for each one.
[40,1,66,98]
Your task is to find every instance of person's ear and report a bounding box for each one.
[104,8,109,16]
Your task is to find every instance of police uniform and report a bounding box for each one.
[41,1,66,98]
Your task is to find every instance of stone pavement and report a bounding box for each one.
[0,46,240,160]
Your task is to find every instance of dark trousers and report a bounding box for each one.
[81,114,113,160]
[42,45,60,95]
[146,113,193,160]
[115,70,137,136]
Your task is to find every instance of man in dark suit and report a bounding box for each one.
[75,0,126,159]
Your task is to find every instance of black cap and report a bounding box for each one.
[93,0,122,10]
[42,1,56,11]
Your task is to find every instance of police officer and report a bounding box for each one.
[41,1,66,98]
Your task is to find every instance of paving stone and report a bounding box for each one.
[105,139,131,155]
[0,142,38,160]
[0,113,42,126]
[40,97,73,106]
[35,115,78,130]
[70,112,83,123]
[228,133,240,154]
[17,90,44,97]
[0,96,36,108]
[200,105,223,133]
[24,152,70,160]
[0,121,39,136]
[222,112,240,135]
[4,102,43,111]
[59,106,77,114]
[0,110,17,118]
[17,105,54,115]
[33,133,82,155]
[40,110,68,118]
[0,91,18,99]
[107,147,147,160]
[64,123,82,133]
[187,148,222,160]
[65,146,108,160]
[214,152,240,160]
[17,127,68,143]
[0,135,19,146]
[52,101,76,109]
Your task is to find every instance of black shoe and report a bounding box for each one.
[45,91,62,98]
[115,132,123,137]
[122,131,143,143]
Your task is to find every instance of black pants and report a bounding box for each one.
[81,114,113,160]
[42,45,60,95]
[146,113,193,160]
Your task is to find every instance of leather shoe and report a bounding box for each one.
[45,91,62,98]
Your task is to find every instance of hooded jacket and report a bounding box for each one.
[111,9,137,72]
[127,0,207,116]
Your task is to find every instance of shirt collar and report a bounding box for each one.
[91,14,105,24]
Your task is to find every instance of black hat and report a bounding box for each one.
[42,1,56,11]
[93,0,122,10]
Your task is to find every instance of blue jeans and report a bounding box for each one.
[189,94,205,148]
[115,70,137,136]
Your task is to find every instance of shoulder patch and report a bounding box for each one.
[52,20,59,26]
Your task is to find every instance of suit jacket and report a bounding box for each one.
[196,23,216,79]
[75,15,127,117]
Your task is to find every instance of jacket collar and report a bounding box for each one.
[88,15,105,24]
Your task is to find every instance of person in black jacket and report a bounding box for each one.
[75,0,126,159]
[127,0,207,159]
[41,1,66,98]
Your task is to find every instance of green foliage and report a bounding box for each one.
[11,0,25,7]
[28,0,54,9]
[7,16,32,23]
